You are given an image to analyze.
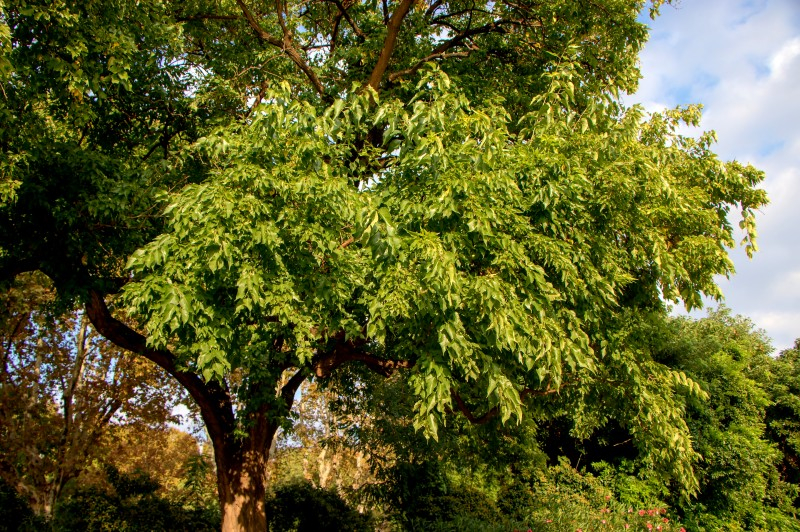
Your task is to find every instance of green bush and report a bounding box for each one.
[53,466,219,531]
[265,481,372,532]
[372,460,507,531]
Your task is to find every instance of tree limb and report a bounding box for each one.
[450,385,561,425]
[313,336,415,378]
[388,51,470,82]
[281,368,308,410]
[367,0,415,90]
[83,289,236,447]
[329,0,365,39]
[386,18,524,82]
[176,14,241,22]
[235,0,327,97]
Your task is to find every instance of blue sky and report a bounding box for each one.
[631,0,800,351]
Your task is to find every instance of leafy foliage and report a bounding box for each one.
[651,311,800,530]
[766,340,800,489]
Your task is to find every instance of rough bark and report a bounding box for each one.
[217,431,274,532]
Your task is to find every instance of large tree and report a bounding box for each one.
[0,0,768,529]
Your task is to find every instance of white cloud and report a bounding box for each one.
[633,0,800,351]
[770,36,800,79]
[749,310,800,352]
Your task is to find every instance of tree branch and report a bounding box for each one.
[387,51,470,82]
[176,14,241,22]
[313,336,414,378]
[235,0,327,97]
[424,0,444,19]
[83,289,236,447]
[386,18,524,82]
[450,390,498,425]
[329,0,365,39]
[367,0,415,90]
[450,386,561,425]
[281,368,308,410]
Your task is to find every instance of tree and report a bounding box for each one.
[0,273,184,516]
[0,0,768,529]
[766,340,800,491]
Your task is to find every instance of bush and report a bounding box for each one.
[372,460,507,531]
[498,461,687,532]
[265,481,372,532]
[53,466,219,531]
[0,478,47,532]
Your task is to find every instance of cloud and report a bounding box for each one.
[633,0,800,351]
[770,36,800,79]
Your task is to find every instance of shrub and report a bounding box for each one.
[265,480,373,532]
[53,466,219,531]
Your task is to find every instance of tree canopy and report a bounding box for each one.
[0,0,769,529]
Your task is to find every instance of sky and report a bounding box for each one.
[631,0,800,352]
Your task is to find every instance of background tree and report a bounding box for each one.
[0,1,769,529]
[766,340,800,492]
[0,273,184,516]
[503,309,800,530]
[651,310,790,529]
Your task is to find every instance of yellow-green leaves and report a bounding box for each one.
[0,0,11,80]
[120,61,766,487]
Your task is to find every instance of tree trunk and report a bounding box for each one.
[218,456,268,532]
[215,419,278,532]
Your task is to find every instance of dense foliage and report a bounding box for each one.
[265,481,373,532]
[53,466,219,532]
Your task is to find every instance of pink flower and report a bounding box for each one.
[639,510,646,516]
[663,518,669,523]
[680,528,687,532]
[624,525,630,530]
[646,524,653,530]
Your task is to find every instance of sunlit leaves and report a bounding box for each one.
[114,41,769,498]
